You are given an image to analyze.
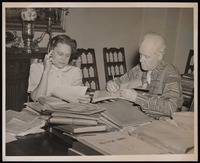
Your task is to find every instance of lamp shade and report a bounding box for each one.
[21,8,37,21]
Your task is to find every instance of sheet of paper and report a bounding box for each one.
[52,85,88,103]
[92,90,120,103]
[24,102,44,113]
[132,120,194,154]
[6,117,45,135]
[6,110,22,123]
[6,132,17,143]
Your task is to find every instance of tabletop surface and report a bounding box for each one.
[6,131,72,156]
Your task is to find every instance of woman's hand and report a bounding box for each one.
[106,81,120,93]
[43,50,53,73]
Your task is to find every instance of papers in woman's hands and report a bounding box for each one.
[38,96,105,115]
[51,85,88,103]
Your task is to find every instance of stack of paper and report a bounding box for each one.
[6,110,45,142]
[34,95,105,128]
[38,96,105,115]
[132,120,194,154]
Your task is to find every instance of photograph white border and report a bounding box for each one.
[2,2,198,161]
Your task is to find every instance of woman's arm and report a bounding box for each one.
[31,70,49,101]
[30,54,53,101]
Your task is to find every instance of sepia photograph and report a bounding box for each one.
[2,2,198,161]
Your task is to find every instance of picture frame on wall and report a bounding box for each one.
[6,8,69,32]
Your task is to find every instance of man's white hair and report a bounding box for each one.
[139,32,167,56]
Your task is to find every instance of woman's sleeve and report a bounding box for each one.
[72,67,83,86]
[27,62,43,93]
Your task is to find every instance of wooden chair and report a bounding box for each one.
[72,48,100,92]
[103,47,127,82]
[184,49,194,74]
[181,49,194,111]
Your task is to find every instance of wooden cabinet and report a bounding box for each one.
[6,48,46,111]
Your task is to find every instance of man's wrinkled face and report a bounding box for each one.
[139,39,162,71]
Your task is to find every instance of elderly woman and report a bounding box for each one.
[106,32,183,117]
[28,34,88,102]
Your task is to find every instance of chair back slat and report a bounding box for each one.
[103,47,127,82]
[73,48,100,91]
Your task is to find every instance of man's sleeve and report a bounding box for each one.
[135,68,184,116]
[114,64,142,85]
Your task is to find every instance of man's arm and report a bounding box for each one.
[106,64,143,92]
[135,69,183,116]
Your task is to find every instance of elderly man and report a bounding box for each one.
[106,32,183,117]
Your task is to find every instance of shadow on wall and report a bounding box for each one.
[130,50,140,68]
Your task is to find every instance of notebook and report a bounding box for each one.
[52,122,107,134]
[99,99,153,128]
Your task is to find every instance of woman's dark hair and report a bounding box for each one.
[47,35,77,55]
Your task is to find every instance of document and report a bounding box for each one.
[77,131,167,155]
[132,120,194,154]
[92,90,121,103]
[6,117,45,136]
[51,85,88,103]
[92,88,149,103]
[6,132,17,143]
[6,110,45,136]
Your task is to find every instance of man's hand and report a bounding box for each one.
[106,81,120,93]
[120,89,137,102]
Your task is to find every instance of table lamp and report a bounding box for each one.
[21,8,37,53]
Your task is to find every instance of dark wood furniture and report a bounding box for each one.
[103,47,127,82]
[6,127,99,156]
[6,131,72,156]
[6,48,47,111]
[184,49,194,74]
[181,49,194,111]
[72,48,100,91]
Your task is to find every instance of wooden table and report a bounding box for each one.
[6,131,72,156]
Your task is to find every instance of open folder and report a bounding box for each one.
[51,85,88,103]
[99,99,153,128]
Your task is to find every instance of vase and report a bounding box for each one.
[22,20,35,53]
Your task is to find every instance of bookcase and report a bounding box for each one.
[6,48,46,111]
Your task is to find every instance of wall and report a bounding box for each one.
[173,8,194,73]
[7,7,194,89]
